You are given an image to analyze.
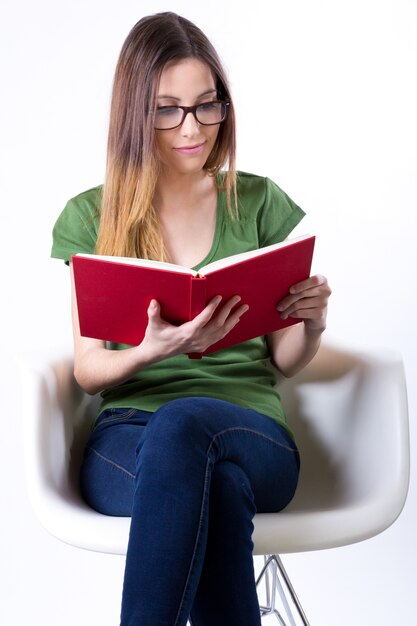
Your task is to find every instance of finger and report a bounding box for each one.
[278,290,314,312]
[222,303,250,332]
[203,302,249,344]
[208,295,223,308]
[280,297,327,320]
[147,300,171,332]
[278,282,331,312]
[147,299,160,319]
[289,274,328,295]
[287,308,328,331]
[192,295,223,327]
[214,295,243,325]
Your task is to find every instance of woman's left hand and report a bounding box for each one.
[277,275,332,332]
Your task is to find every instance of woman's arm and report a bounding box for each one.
[266,274,331,378]
[70,264,249,395]
[71,263,154,395]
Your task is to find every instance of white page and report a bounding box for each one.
[74,253,198,276]
[199,234,311,275]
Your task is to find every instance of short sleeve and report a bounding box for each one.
[257,178,305,247]
[51,186,102,264]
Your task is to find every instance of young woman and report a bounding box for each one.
[51,12,331,626]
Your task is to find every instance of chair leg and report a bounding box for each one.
[256,555,310,625]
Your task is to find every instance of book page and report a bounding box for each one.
[200,234,311,275]
[74,253,198,276]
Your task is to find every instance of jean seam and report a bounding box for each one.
[86,446,136,479]
[207,426,298,457]
[174,455,212,626]
[93,408,138,430]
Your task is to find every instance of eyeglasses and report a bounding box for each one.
[154,101,230,130]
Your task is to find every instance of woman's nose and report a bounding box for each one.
[180,110,200,135]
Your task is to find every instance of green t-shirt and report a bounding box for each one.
[51,171,305,436]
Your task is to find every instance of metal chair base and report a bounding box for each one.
[256,555,310,625]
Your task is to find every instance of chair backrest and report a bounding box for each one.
[252,343,409,554]
[282,344,406,508]
[21,349,97,497]
[19,342,410,556]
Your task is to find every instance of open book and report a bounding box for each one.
[72,234,315,357]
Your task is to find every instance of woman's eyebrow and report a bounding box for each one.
[157,89,217,100]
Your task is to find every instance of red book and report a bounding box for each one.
[72,234,315,357]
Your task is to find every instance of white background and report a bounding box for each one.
[1,0,416,624]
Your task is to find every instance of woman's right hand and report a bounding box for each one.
[140,295,249,361]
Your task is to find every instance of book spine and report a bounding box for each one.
[187,276,207,359]
[189,275,207,318]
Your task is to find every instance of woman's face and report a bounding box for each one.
[154,58,221,177]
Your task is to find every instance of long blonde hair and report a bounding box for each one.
[96,12,237,261]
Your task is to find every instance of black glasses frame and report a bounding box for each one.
[154,101,230,130]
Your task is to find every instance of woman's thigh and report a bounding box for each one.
[80,399,300,516]
[80,408,152,515]
[136,397,300,513]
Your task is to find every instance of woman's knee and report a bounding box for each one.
[135,398,220,474]
[142,397,222,446]
[210,461,256,520]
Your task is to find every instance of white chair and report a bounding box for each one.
[18,343,410,625]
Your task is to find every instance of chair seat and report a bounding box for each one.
[19,342,410,557]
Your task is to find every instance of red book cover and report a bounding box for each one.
[72,234,315,357]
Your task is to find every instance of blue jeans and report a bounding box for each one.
[80,397,300,626]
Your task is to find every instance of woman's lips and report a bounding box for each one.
[173,142,206,155]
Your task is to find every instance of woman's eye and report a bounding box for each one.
[198,102,218,111]
[157,107,179,116]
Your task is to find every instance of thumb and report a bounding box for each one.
[147,299,160,321]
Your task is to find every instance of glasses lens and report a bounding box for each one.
[154,107,184,130]
[154,102,228,130]
[196,102,226,125]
